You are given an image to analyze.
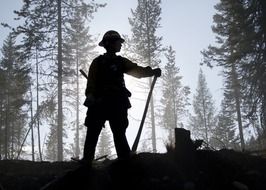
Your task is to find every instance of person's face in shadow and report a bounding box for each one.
[106,39,122,53]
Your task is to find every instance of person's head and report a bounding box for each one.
[99,30,125,53]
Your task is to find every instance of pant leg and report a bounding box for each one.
[109,108,131,159]
[83,109,105,162]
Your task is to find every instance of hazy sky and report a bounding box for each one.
[0,0,222,153]
[89,0,222,100]
[0,0,222,101]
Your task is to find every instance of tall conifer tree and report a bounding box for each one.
[96,128,112,158]
[0,34,31,159]
[63,5,97,158]
[211,97,237,149]
[189,69,217,146]
[160,46,190,142]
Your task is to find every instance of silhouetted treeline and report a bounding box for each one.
[201,0,266,150]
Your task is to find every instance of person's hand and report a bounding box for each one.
[153,68,161,77]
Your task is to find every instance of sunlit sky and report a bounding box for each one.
[0,0,222,154]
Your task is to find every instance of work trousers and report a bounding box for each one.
[83,99,131,161]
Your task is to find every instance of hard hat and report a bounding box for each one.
[98,30,125,47]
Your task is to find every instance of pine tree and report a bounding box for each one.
[211,97,237,149]
[41,93,57,161]
[160,46,190,142]
[239,0,266,131]
[189,69,217,146]
[0,34,31,159]
[63,7,97,158]
[96,128,113,158]
[45,122,57,161]
[201,0,251,150]
[0,63,6,159]
[128,0,163,152]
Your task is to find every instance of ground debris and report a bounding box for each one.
[0,149,266,190]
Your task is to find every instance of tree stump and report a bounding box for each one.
[174,128,196,179]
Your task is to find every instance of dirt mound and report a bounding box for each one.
[0,150,266,190]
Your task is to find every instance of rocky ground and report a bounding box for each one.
[0,149,266,190]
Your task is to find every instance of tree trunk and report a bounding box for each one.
[232,63,245,150]
[0,103,2,159]
[4,88,9,159]
[57,0,63,161]
[172,83,178,141]
[30,89,35,161]
[150,92,157,153]
[75,50,80,158]
[145,0,156,153]
[261,93,266,139]
[36,47,42,161]
[202,101,209,146]
[11,119,14,159]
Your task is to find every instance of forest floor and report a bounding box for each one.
[0,149,266,190]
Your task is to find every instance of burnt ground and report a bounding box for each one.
[0,149,266,190]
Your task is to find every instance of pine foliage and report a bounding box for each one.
[0,34,31,159]
[160,46,190,142]
[189,69,217,146]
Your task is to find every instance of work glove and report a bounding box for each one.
[153,68,161,77]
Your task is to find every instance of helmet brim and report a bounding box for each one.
[98,37,125,47]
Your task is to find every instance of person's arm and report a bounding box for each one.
[85,59,97,97]
[84,58,98,107]
[122,57,161,78]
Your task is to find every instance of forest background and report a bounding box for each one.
[1,0,265,161]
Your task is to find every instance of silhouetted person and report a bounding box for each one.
[82,30,161,164]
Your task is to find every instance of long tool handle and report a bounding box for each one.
[132,76,158,152]
[79,69,88,79]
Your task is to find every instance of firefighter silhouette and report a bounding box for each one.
[82,30,161,164]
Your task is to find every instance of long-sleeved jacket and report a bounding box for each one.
[84,53,155,108]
